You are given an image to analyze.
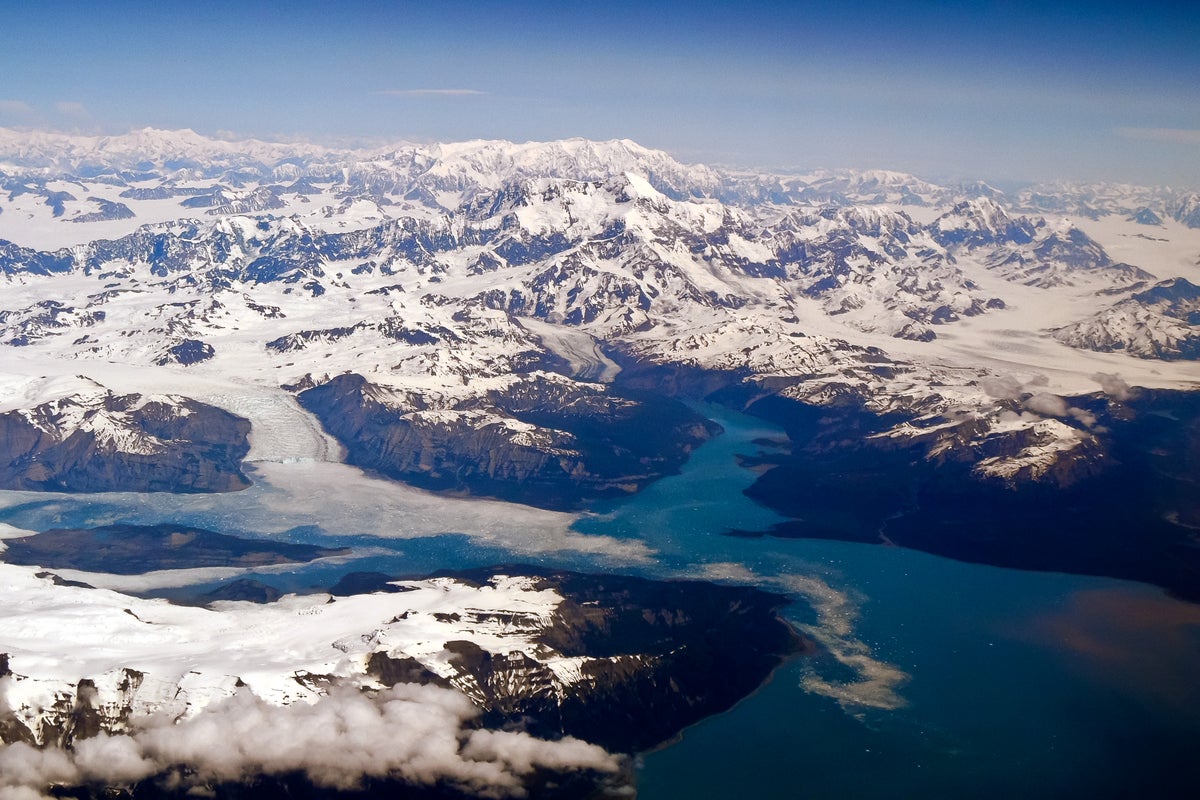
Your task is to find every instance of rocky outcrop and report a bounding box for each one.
[0,391,251,492]
[155,338,215,365]
[1172,193,1200,228]
[298,373,719,510]
[1,567,801,753]
[70,197,135,223]
[984,225,1155,289]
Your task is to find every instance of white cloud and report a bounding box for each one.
[0,744,80,797]
[1114,127,1200,146]
[376,89,487,97]
[1091,372,1132,401]
[53,101,88,118]
[980,375,1022,400]
[0,100,34,120]
[1068,407,1097,428]
[0,684,620,797]
[1024,392,1068,417]
[0,785,55,800]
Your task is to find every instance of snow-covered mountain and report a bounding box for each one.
[0,383,250,492]
[2,126,1200,799]
[1014,180,1200,229]
[0,127,353,176]
[1053,277,1200,359]
[1,127,1198,494]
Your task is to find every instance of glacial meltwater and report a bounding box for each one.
[1,404,1197,798]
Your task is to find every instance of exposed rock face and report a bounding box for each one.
[612,357,1200,602]
[155,337,215,365]
[1173,192,1200,228]
[930,197,1039,249]
[0,299,105,346]
[982,224,1154,288]
[70,197,135,223]
[0,391,251,492]
[0,567,801,752]
[1130,207,1162,225]
[195,578,284,605]
[298,373,720,510]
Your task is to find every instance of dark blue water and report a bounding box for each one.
[597,407,1200,799]
[2,403,1198,798]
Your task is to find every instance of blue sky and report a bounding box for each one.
[2,0,1198,186]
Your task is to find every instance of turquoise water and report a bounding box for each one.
[606,406,1200,799]
[2,403,1198,797]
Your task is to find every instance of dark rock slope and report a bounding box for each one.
[298,373,720,510]
[0,391,251,492]
[734,388,1200,602]
[364,565,805,754]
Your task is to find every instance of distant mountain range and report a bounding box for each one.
[1,127,1197,498]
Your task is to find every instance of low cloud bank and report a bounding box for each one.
[1023,392,1069,418]
[0,683,619,799]
[1091,372,1131,402]
[980,375,1023,400]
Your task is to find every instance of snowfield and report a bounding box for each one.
[0,565,568,720]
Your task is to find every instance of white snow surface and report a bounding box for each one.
[0,564,572,726]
